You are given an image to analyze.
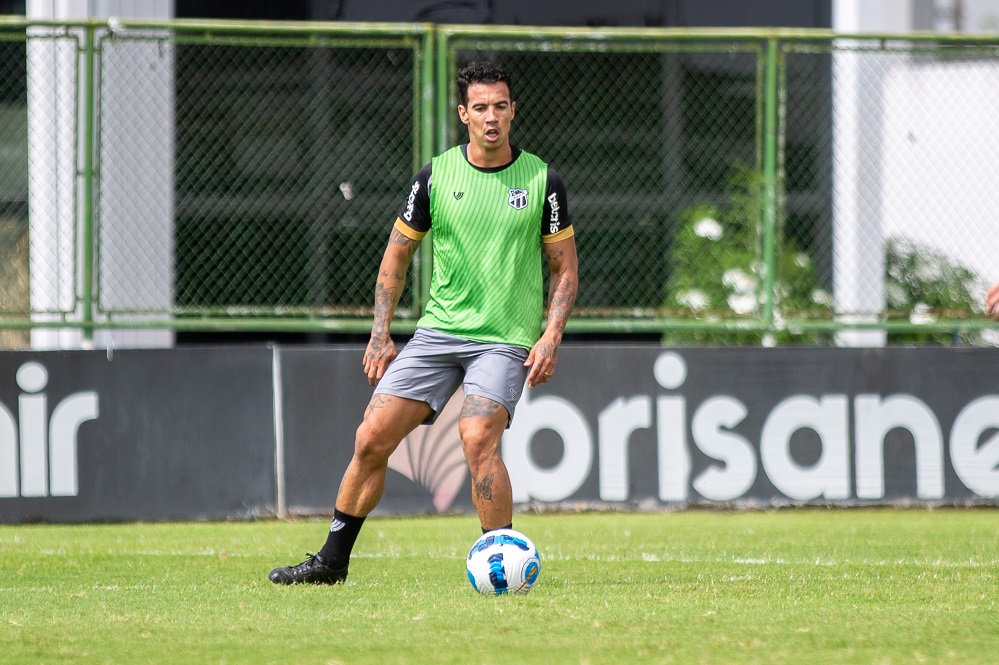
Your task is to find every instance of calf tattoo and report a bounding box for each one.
[473,473,495,501]
[463,397,503,504]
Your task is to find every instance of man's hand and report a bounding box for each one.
[988,282,999,320]
[524,332,559,388]
[364,333,397,387]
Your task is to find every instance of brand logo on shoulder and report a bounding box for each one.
[453,191,463,200]
[403,181,420,222]
[508,188,528,210]
[547,191,560,233]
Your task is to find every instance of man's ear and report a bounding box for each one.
[458,104,469,125]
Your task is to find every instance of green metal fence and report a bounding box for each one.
[0,18,997,345]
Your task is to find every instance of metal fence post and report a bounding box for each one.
[414,25,436,317]
[80,21,96,344]
[761,36,779,332]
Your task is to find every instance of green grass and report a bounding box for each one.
[2,509,998,664]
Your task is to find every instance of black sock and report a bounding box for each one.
[482,523,513,534]
[318,509,366,569]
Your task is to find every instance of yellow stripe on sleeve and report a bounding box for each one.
[542,226,575,244]
[394,218,428,241]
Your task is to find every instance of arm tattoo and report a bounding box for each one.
[380,269,407,281]
[389,227,420,259]
[545,246,565,262]
[543,244,577,336]
[473,473,495,502]
[367,327,392,357]
[546,272,577,335]
[372,228,420,335]
[372,282,398,337]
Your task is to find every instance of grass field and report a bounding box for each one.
[2,508,998,664]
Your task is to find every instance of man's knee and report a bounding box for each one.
[352,395,431,464]
[459,419,503,468]
[353,408,408,464]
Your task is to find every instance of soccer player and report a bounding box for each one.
[269,61,578,585]
[988,281,999,320]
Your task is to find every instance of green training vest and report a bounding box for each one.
[418,146,549,349]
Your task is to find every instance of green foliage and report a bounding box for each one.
[664,169,990,347]
[0,216,29,348]
[2,511,998,664]
[885,237,984,345]
[664,169,832,345]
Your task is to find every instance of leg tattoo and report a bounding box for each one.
[364,393,391,419]
[473,473,495,502]
[460,395,503,419]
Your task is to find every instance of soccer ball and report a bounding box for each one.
[465,528,541,595]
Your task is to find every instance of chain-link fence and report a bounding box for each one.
[784,37,999,344]
[98,23,428,325]
[0,19,997,345]
[444,29,772,344]
[0,25,29,347]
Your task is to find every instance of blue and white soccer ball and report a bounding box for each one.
[466,528,541,595]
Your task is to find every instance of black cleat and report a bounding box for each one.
[268,553,348,586]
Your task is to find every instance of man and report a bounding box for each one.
[269,61,578,585]
[988,282,999,320]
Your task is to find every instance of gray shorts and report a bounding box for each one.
[374,327,530,426]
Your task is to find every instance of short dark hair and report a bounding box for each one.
[457,61,513,106]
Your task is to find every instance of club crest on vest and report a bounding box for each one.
[508,188,528,210]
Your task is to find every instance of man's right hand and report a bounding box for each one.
[363,333,397,387]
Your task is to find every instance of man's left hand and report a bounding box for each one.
[524,335,559,388]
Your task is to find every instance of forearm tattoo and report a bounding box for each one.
[545,249,577,335]
[372,229,418,335]
[371,281,398,338]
